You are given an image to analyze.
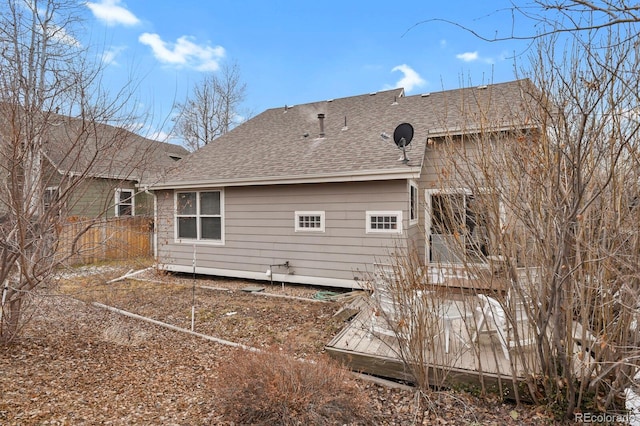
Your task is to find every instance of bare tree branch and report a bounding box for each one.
[173,61,248,151]
[0,0,154,342]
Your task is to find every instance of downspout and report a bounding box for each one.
[144,186,158,259]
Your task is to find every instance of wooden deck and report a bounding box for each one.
[325,295,539,400]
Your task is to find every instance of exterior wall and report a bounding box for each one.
[63,178,151,218]
[67,178,123,218]
[155,180,418,288]
[416,135,500,265]
[406,179,425,261]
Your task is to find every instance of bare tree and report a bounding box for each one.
[408,1,640,43]
[173,61,247,151]
[377,1,640,418]
[376,25,640,420]
[0,0,151,342]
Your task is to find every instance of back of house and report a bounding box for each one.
[150,80,536,288]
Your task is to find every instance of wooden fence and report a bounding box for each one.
[57,216,153,265]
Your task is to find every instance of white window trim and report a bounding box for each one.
[294,211,325,232]
[115,188,135,217]
[44,186,60,212]
[409,181,419,225]
[366,210,403,234]
[424,187,504,265]
[174,189,225,245]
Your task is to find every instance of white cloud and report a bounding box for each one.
[86,0,140,27]
[49,25,81,47]
[147,130,170,142]
[124,122,169,142]
[388,64,426,93]
[456,51,479,62]
[456,50,507,65]
[101,46,126,66]
[138,33,225,71]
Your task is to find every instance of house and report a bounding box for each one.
[40,114,189,219]
[149,80,536,288]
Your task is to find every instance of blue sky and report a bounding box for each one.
[81,0,536,142]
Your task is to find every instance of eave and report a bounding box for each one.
[428,123,539,138]
[147,166,422,190]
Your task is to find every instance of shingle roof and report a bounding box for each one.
[42,116,189,185]
[152,79,535,189]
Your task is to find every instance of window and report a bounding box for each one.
[410,182,418,224]
[176,190,223,242]
[428,190,500,263]
[44,186,60,214]
[366,211,403,233]
[295,211,325,232]
[115,189,134,217]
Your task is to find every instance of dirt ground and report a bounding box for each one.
[0,262,556,425]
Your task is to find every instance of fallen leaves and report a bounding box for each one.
[0,266,554,424]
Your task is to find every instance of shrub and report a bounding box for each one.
[214,348,377,425]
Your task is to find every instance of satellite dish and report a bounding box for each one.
[392,122,413,164]
[393,123,414,148]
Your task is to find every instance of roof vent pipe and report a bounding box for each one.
[317,113,325,137]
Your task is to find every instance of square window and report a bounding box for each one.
[201,216,222,240]
[178,217,197,239]
[295,211,325,232]
[177,192,196,215]
[200,192,220,215]
[115,189,134,217]
[366,211,402,233]
[176,191,224,242]
[427,190,500,263]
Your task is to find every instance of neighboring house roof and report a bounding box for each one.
[151,79,535,190]
[41,115,189,185]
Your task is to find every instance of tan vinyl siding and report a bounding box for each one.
[416,135,499,264]
[155,180,414,287]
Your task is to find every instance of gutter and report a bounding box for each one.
[428,123,540,138]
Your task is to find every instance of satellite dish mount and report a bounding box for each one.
[393,123,414,164]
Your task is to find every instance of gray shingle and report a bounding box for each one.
[155,79,534,188]
[41,116,189,184]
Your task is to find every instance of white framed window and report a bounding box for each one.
[175,190,224,243]
[426,188,503,263]
[295,211,325,232]
[409,181,419,225]
[44,186,60,213]
[115,188,134,217]
[366,211,403,233]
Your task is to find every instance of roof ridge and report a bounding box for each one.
[403,78,531,100]
[268,87,404,112]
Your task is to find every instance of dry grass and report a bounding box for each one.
[215,347,379,425]
[0,262,558,424]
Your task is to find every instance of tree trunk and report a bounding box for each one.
[1,297,21,343]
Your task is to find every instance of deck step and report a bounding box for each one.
[333,293,369,322]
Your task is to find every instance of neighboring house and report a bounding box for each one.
[149,80,536,288]
[40,115,189,219]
